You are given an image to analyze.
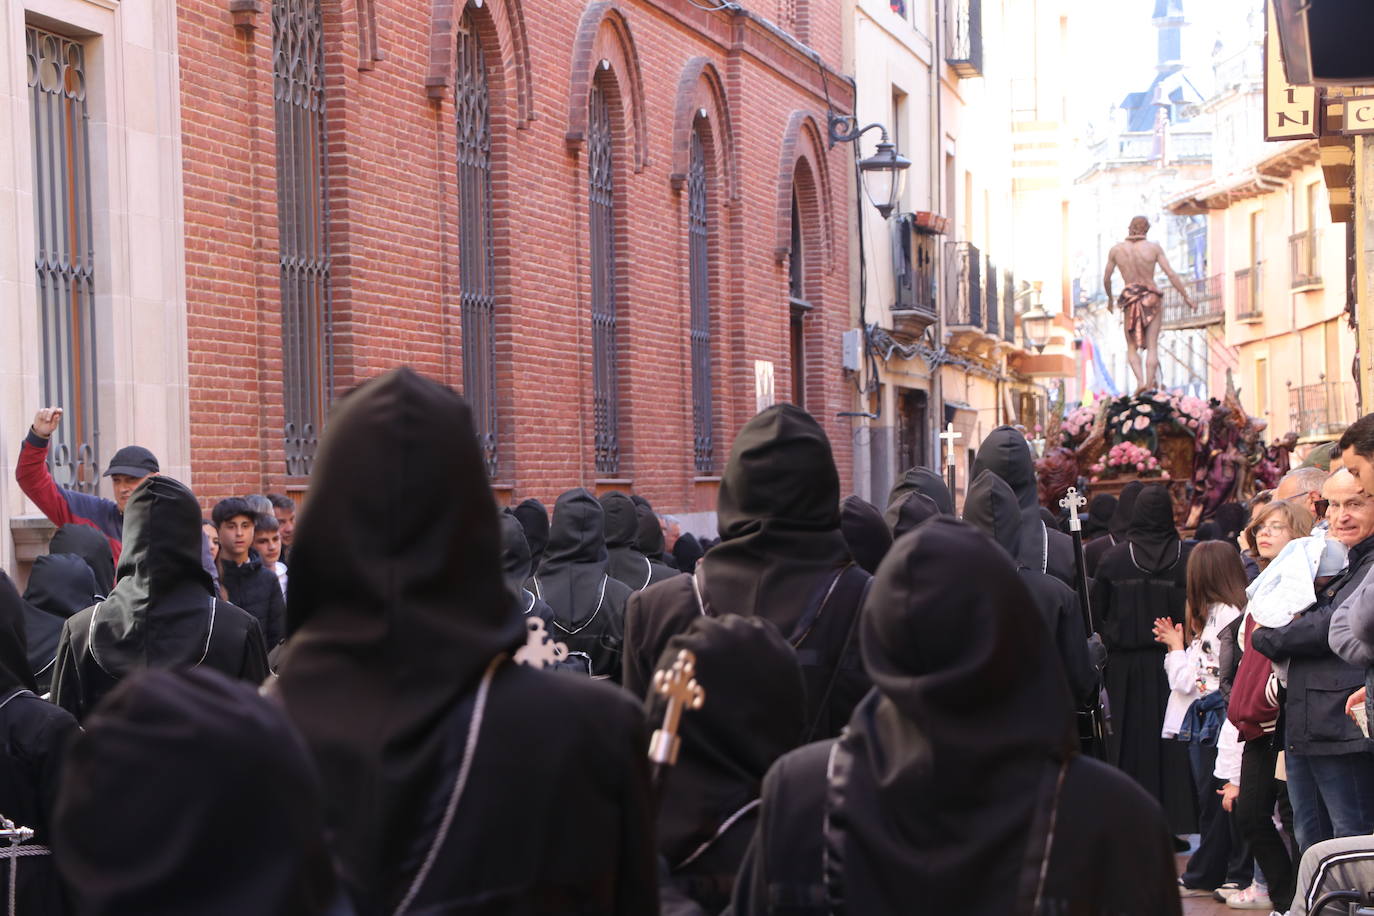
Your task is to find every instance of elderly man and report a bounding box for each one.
[1253,468,1374,855]
[1277,466,1331,523]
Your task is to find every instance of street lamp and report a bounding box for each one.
[1020,306,1053,353]
[828,115,912,219]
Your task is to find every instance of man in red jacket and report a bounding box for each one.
[16,407,160,564]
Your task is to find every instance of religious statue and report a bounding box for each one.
[1102,216,1195,391]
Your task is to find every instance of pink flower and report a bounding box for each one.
[1139,404,1153,413]
[1161,470,1171,478]
[1136,462,1146,471]
[1090,476,1100,483]
[1134,416,1149,430]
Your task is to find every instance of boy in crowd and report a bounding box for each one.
[212,497,285,647]
[253,513,288,599]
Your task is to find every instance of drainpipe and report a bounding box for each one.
[930,0,945,469]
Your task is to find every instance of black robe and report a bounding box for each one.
[273,368,657,914]
[963,470,1098,706]
[49,476,270,722]
[729,518,1181,916]
[533,489,634,680]
[1090,485,1196,833]
[501,509,584,675]
[624,405,870,742]
[21,552,99,692]
[0,571,78,915]
[973,426,1076,587]
[53,668,346,915]
[650,616,805,915]
[601,491,677,591]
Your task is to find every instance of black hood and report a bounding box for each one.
[836,516,1076,912]
[885,466,954,520]
[697,405,852,630]
[0,572,36,695]
[512,499,549,571]
[650,615,805,868]
[841,496,893,575]
[671,533,704,575]
[24,553,99,619]
[55,668,341,915]
[1213,502,1247,542]
[632,496,669,561]
[498,509,533,601]
[1129,485,1182,573]
[1108,480,1144,539]
[274,367,524,913]
[535,488,610,624]
[88,476,218,678]
[1083,494,1117,540]
[50,523,116,595]
[885,491,941,540]
[600,491,640,550]
[962,470,1023,560]
[972,426,1038,512]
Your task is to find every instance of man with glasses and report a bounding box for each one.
[1277,466,1332,525]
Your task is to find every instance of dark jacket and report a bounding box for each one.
[220,551,286,647]
[1252,533,1374,757]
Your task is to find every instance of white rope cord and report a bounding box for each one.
[0,847,50,859]
[392,653,506,916]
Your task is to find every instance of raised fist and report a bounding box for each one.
[31,407,63,438]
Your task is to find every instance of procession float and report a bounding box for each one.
[1035,373,1298,529]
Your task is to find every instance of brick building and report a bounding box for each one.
[179,0,855,521]
[1,0,857,574]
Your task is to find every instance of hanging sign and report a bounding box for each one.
[1264,0,1319,141]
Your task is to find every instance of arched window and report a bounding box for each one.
[456,4,498,477]
[688,122,714,472]
[588,77,620,476]
[787,189,810,408]
[273,0,332,476]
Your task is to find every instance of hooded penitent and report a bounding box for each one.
[834,517,1077,913]
[0,572,36,696]
[499,509,534,604]
[49,522,116,596]
[1083,495,1118,541]
[632,495,676,568]
[22,553,99,685]
[1128,485,1183,573]
[883,467,954,538]
[1109,481,1144,541]
[697,405,852,629]
[672,532,705,576]
[54,668,342,916]
[86,476,218,678]
[275,368,526,912]
[841,496,893,575]
[601,491,675,591]
[512,498,550,574]
[652,615,805,910]
[973,426,1075,583]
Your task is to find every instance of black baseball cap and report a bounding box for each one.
[103,446,160,478]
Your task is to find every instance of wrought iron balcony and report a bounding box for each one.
[1289,229,1323,289]
[945,0,982,78]
[1289,378,1357,439]
[1234,264,1263,321]
[1162,274,1224,329]
[891,214,939,338]
[945,241,984,329]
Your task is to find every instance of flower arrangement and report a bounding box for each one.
[1089,441,1170,483]
[1060,404,1097,448]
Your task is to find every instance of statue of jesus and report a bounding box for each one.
[1102,216,1195,391]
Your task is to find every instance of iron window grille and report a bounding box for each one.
[456,6,499,478]
[589,80,620,476]
[688,126,714,473]
[273,0,333,477]
[27,26,99,492]
[788,191,810,410]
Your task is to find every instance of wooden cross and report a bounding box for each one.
[939,422,961,469]
[1060,486,1087,533]
[648,649,705,768]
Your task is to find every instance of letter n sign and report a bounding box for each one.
[1264,0,1318,141]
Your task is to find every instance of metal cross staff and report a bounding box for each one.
[939,422,961,503]
[648,648,705,793]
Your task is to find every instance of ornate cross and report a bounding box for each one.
[513,617,570,670]
[1060,486,1087,533]
[648,649,706,768]
[939,422,961,469]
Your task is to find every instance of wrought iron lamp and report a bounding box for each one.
[1020,306,1053,354]
[828,115,911,219]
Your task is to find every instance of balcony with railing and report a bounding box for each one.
[945,241,984,329]
[1234,263,1263,321]
[1161,274,1224,329]
[1289,378,1357,439]
[945,0,982,78]
[1289,229,1323,289]
[891,214,939,338]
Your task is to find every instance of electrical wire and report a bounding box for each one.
[683,0,740,11]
